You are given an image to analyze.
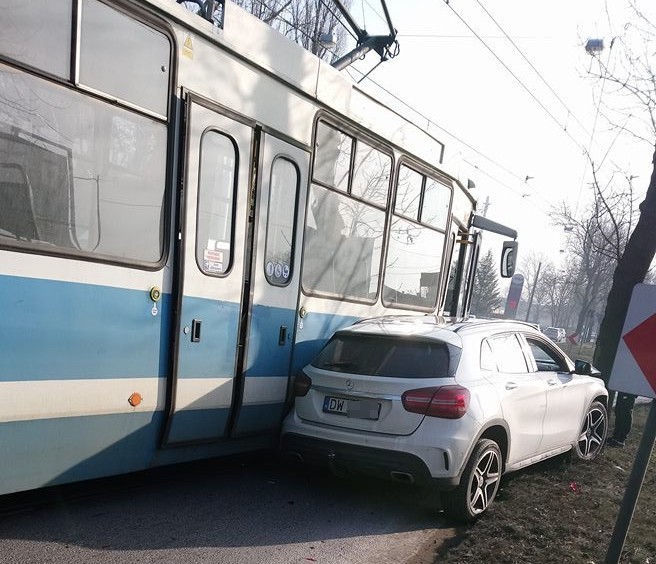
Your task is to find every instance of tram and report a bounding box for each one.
[0,0,515,495]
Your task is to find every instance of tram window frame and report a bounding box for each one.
[421,176,451,229]
[0,0,73,79]
[382,162,451,312]
[195,129,238,277]
[0,1,174,270]
[264,156,300,287]
[350,138,391,208]
[302,119,393,303]
[313,121,351,193]
[79,0,171,119]
[443,227,470,318]
[394,165,423,220]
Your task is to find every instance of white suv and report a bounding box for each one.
[281,317,608,521]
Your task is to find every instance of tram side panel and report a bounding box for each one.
[0,0,176,494]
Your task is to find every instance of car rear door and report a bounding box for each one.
[483,333,548,466]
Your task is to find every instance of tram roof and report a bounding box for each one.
[147,0,472,198]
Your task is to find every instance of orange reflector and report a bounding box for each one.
[128,392,143,407]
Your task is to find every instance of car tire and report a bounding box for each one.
[574,400,608,460]
[441,438,502,522]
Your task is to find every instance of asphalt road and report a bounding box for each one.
[0,456,456,564]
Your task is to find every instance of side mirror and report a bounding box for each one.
[500,240,518,278]
[573,359,592,375]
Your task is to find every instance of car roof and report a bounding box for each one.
[335,316,542,347]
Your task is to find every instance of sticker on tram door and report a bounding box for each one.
[203,248,224,273]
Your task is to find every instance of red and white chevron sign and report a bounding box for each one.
[608,284,656,399]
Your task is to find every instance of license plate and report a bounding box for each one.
[323,396,381,420]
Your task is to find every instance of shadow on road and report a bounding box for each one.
[0,455,448,553]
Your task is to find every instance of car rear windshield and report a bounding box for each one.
[311,334,454,378]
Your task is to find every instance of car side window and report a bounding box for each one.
[525,337,569,372]
[487,333,529,374]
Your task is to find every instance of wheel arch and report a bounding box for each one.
[593,394,608,409]
[452,419,511,481]
[477,421,510,469]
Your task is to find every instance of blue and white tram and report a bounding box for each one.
[0,0,499,495]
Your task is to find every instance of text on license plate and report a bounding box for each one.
[323,396,381,420]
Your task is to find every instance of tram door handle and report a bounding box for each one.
[191,319,202,342]
[278,325,288,346]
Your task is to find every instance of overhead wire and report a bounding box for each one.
[470,0,626,216]
[574,39,615,215]
[253,0,560,217]
[443,0,590,156]
[462,159,553,215]
[398,34,522,39]
[344,63,553,217]
[362,0,389,27]
[316,0,359,42]
[473,0,595,141]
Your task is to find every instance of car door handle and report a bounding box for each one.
[505,382,518,390]
[547,379,559,386]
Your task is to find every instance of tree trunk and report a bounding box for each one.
[593,146,656,386]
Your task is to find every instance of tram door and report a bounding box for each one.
[231,133,308,436]
[164,96,253,444]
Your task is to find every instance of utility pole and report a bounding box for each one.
[481,196,491,217]
[524,261,542,322]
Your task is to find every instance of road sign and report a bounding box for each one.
[608,284,656,399]
[503,273,524,319]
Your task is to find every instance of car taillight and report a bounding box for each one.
[401,385,470,419]
[294,372,312,397]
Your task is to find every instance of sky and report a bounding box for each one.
[342,0,656,266]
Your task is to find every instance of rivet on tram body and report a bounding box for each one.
[128,393,143,407]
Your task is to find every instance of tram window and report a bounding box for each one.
[0,0,72,79]
[0,64,167,263]
[313,122,351,193]
[395,165,422,219]
[80,0,171,117]
[303,184,384,301]
[196,130,236,276]
[383,217,444,310]
[264,158,299,286]
[421,177,451,230]
[351,140,391,208]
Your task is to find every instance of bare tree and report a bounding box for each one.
[540,262,578,329]
[586,2,656,385]
[551,174,634,337]
[232,0,292,24]
[233,0,352,61]
[519,250,549,323]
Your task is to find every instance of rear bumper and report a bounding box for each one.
[281,432,460,488]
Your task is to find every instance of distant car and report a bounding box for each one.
[281,317,608,521]
[543,326,566,342]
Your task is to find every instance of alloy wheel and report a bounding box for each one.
[468,448,501,515]
[576,401,608,460]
